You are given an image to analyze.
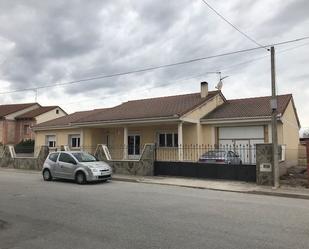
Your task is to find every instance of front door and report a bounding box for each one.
[128,135,140,159]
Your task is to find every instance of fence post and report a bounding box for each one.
[37,146,49,170]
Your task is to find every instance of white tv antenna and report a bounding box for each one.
[215,72,229,90]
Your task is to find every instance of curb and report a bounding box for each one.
[248,190,309,200]
[112,177,142,183]
[112,177,309,200]
[0,168,40,174]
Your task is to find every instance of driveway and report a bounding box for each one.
[0,170,309,249]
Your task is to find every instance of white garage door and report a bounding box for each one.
[218,126,265,164]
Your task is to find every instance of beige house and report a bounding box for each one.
[0,103,67,144]
[33,82,300,165]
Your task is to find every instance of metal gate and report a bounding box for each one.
[154,161,256,182]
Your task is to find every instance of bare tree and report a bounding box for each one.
[303,129,309,138]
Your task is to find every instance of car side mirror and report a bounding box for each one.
[70,160,77,165]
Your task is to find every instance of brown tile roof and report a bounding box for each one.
[202,94,293,120]
[35,91,220,128]
[73,91,220,124]
[16,106,59,119]
[35,109,106,127]
[0,103,37,118]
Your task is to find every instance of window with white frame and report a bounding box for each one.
[158,132,178,147]
[46,135,56,148]
[69,134,80,148]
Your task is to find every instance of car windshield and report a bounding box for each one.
[72,152,97,162]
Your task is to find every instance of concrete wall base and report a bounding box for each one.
[95,144,155,176]
[0,145,49,170]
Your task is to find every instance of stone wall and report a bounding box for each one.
[95,144,155,176]
[0,145,49,170]
[298,144,307,166]
[256,144,274,186]
[0,146,4,157]
[256,143,291,186]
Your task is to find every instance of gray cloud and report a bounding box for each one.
[0,0,309,125]
[260,0,309,36]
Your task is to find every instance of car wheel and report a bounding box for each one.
[43,169,52,181]
[75,172,87,185]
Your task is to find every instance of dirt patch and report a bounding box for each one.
[280,166,308,188]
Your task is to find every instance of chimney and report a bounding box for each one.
[200,81,208,98]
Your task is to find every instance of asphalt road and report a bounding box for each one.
[0,170,309,249]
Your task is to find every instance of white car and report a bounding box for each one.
[42,151,112,184]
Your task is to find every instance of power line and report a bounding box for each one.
[42,40,309,108]
[200,0,264,48]
[55,71,220,106]
[217,41,309,73]
[57,41,309,108]
[0,36,309,96]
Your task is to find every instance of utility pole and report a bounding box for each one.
[270,46,279,188]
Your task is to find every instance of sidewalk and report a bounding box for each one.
[1,168,309,200]
[113,174,309,200]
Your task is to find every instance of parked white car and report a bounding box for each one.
[42,151,112,184]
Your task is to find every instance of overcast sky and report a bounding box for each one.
[0,0,308,129]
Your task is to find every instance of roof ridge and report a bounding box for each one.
[40,105,58,108]
[0,102,37,107]
[124,90,219,103]
[34,109,93,127]
[227,93,292,102]
[71,108,108,123]
[15,105,62,119]
[93,107,112,111]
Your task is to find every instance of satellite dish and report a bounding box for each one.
[215,75,229,90]
[215,80,223,90]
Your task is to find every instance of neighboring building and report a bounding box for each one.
[300,128,309,145]
[0,103,67,144]
[300,137,309,144]
[33,82,300,166]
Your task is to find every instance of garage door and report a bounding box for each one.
[218,126,265,164]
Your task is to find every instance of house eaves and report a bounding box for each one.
[200,116,282,125]
[72,116,180,127]
[33,116,180,131]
